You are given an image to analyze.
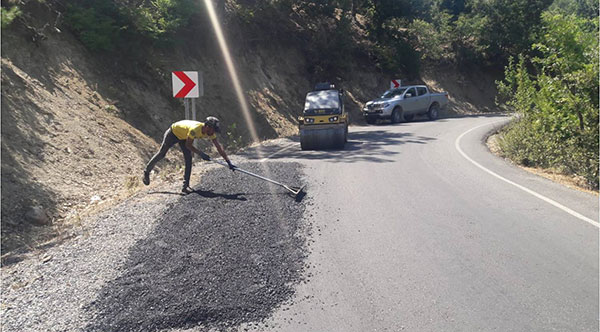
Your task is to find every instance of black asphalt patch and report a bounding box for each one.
[85,162,307,332]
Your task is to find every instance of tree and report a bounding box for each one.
[470,0,554,61]
[549,0,599,19]
[496,12,599,188]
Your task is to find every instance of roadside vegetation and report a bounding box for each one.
[57,0,565,76]
[1,5,21,29]
[496,3,599,190]
[228,0,557,78]
[63,0,202,52]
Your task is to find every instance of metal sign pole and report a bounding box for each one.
[191,98,196,121]
[184,99,190,120]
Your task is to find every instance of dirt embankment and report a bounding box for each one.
[0,1,501,255]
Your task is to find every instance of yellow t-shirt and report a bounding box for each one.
[171,120,217,140]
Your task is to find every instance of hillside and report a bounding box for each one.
[1,0,500,254]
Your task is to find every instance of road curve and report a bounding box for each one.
[242,114,599,332]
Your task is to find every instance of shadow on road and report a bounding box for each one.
[191,190,247,201]
[149,189,247,201]
[242,130,436,163]
[240,114,510,164]
[148,190,187,196]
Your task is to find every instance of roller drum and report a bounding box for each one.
[300,125,345,150]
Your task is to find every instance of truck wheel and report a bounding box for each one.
[391,108,402,124]
[427,104,440,121]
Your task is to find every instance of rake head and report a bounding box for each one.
[286,185,306,202]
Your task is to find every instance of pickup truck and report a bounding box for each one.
[363,85,448,124]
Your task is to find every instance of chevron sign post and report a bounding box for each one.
[172,71,203,122]
[390,79,401,89]
[172,71,199,98]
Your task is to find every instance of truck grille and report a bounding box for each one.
[367,104,384,112]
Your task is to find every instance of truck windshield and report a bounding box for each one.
[304,90,341,115]
[381,88,407,98]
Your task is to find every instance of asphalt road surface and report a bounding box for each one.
[240,114,599,332]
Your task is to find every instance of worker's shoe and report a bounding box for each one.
[143,171,150,186]
[181,185,193,194]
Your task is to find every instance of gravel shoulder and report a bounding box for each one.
[1,160,308,332]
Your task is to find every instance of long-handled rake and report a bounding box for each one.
[213,160,306,200]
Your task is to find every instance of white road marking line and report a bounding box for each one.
[259,143,296,162]
[455,120,600,229]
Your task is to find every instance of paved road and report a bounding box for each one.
[241,115,599,331]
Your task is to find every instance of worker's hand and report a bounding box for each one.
[198,151,211,161]
[226,160,236,171]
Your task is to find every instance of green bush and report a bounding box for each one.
[233,1,358,78]
[451,12,489,64]
[65,0,201,52]
[478,0,553,60]
[364,14,421,78]
[371,40,420,79]
[1,5,22,29]
[226,122,245,151]
[65,1,128,51]
[498,116,598,188]
[408,11,454,62]
[131,0,199,43]
[305,13,356,77]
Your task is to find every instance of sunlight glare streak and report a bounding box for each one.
[203,0,295,209]
[203,0,261,150]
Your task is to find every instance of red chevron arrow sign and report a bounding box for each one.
[390,79,401,89]
[172,71,199,98]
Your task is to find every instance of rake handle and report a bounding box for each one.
[213,160,287,188]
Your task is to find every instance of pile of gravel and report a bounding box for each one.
[2,161,308,332]
[88,161,307,331]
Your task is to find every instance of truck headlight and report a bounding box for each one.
[304,117,315,124]
[328,116,338,122]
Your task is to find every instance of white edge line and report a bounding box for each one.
[455,120,600,229]
[259,143,296,162]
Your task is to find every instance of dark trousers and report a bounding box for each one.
[145,128,192,187]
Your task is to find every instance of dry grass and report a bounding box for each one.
[487,133,598,196]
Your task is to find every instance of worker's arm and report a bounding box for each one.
[212,139,230,161]
[185,138,211,161]
[212,139,235,170]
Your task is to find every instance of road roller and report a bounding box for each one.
[298,83,348,150]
